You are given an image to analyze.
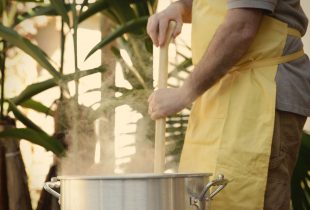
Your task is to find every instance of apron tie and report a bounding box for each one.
[231,49,304,72]
[287,28,302,37]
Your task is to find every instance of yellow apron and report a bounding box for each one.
[178,0,304,209]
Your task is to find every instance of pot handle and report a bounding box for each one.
[44,177,61,199]
[199,174,228,201]
[190,174,228,210]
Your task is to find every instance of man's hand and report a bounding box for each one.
[147,0,192,47]
[148,87,194,120]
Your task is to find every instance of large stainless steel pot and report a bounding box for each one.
[44,173,227,210]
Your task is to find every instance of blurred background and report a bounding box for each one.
[0,0,309,210]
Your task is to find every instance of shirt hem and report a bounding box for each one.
[227,0,276,13]
[276,102,310,117]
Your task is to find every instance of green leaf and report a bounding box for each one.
[130,0,157,12]
[148,0,158,14]
[14,0,43,2]
[12,79,55,106]
[79,0,109,23]
[0,128,65,156]
[291,133,310,210]
[7,99,43,132]
[301,133,310,151]
[20,99,54,116]
[0,23,61,79]
[6,100,65,156]
[102,8,120,24]
[0,0,6,16]
[50,0,70,26]
[111,46,146,89]
[79,0,89,12]
[105,0,136,23]
[130,0,152,17]
[15,4,71,26]
[85,16,148,60]
[12,66,107,105]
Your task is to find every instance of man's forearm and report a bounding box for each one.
[182,9,263,102]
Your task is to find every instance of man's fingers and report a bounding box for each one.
[148,105,152,115]
[147,16,181,46]
[148,93,153,103]
[149,105,161,120]
[147,16,159,46]
[150,113,158,120]
[173,19,182,37]
[150,111,164,120]
[158,19,169,46]
[148,92,161,119]
[148,93,155,115]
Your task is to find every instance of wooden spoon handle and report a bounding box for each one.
[154,21,176,173]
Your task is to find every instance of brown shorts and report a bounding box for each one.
[264,110,307,210]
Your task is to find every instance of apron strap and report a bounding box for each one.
[231,50,304,72]
[287,28,302,37]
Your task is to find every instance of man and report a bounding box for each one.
[147,0,310,209]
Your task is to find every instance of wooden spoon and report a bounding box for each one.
[154,21,177,173]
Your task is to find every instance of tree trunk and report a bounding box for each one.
[5,139,32,210]
[0,140,9,210]
[57,99,97,175]
[98,15,116,172]
[0,118,32,210]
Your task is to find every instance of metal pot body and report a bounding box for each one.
[45,173,227,210]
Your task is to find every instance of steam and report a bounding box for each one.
[59,102,156,176]
[59,71,156,176]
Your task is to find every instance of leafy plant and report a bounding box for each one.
[0,1,107,156]
[291,132,310,210]
[1,0,190,175]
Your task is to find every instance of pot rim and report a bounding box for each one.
[57,173,212,180]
